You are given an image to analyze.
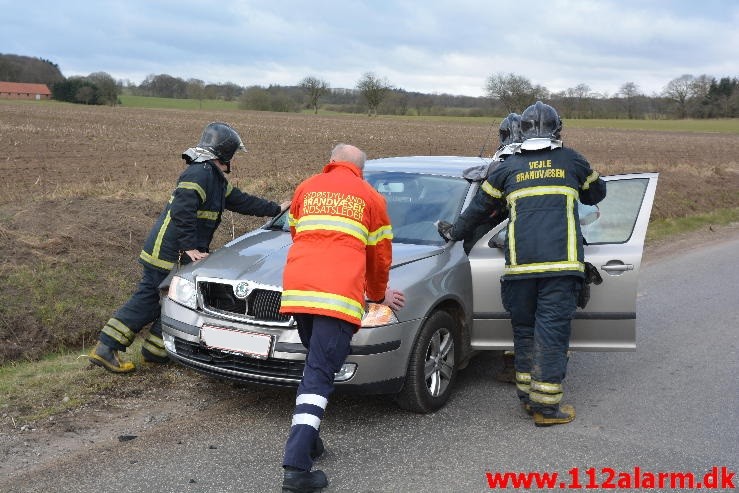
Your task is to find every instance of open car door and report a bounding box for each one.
[468,173,659,351]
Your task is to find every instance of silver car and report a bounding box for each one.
[161,156,658,413]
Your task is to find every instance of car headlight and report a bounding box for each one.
[168,275,197,309]
[361,303,398,328]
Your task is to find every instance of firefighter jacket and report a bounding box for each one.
[139,160,281,272]
[452,146,606,279]
[279,161,393,326]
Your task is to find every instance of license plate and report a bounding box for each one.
[200,325,273,359]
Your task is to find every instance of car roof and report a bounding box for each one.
[366,155,492,177]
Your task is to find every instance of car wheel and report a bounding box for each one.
[396,310,459,413]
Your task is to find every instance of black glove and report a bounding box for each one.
[436,220,454,242]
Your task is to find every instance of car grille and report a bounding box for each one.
[174,338,305,380]
[198,280,291,324]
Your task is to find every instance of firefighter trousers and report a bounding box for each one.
[283,315,354,472]
[501,276,580,412]
[99,264,168,354]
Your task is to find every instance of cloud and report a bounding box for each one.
[3,0,737,97]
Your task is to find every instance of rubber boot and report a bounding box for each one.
[87,341,135,374]
[533,404,575,427]
[282,467,328,493]
[495,351,516,384]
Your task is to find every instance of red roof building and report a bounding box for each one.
[0,81,52,100]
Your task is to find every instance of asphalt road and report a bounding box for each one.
[4,235,738,493]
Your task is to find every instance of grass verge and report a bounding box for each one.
[0,339,147,423]
[647,207,739,242]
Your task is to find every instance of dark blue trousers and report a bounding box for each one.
[99,264,169,351]
[283,315,354,471]
[501,276,581,412]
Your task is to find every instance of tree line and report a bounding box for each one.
[2,54,737,118]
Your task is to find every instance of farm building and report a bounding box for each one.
[0,81,51,100]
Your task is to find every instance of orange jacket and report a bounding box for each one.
[279,161,393,326]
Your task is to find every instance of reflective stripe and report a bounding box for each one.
[505,261,584,275]
[530,379,564,404]
[102,318,135,346]
[295,215,369,244]
[288,213,297,227]
[516,382,531,393]
[506,185,580,270]
[226,182,234,197]
[531,380,563,393]
[566,193,576,261]
[292,413,321,430]
[178,181,206,202]
[515,371,531,393]
[508,203,517,265]
[367,225,393,245]
[139,250,175,270]
[152,211,172,261]
[530,391,563,405]
[281,290,364,321]
[506,185,579,203]
[197,210,219,220]
[143,337,168,358]
[481,181,503,198]
[582,171,599,191]
[296,394,328,409]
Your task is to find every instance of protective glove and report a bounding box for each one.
[435,220,454,242]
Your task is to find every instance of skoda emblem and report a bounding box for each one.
[233,281,252,299]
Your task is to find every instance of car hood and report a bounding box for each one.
[188,229,444,286]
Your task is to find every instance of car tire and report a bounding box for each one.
[395,310,460,413]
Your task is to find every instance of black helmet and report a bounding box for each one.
[499,113,522,146]
[197,122,246,164]
[520,101,562,140]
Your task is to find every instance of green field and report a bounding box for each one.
[116,96,739,133]
[119,94,240,111]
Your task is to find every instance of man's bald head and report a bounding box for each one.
[330,143,367,170]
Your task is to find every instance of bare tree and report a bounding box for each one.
[186,78,206,109]
[485,73,538,114]
[618,82,641,119]
[662,74,694,118]
[356,72,392,116]
[299,76,330,114]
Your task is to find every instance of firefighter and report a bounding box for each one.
[87,122,289,373]
[279,144,405,492]
[438,102,606,426]
[453,114,523,383]
[459,112,520,255]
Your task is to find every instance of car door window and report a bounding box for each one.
[580,178,650,244]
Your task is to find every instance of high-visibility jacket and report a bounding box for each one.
[140,160,281,272]
[280,161,393,326]
[453,146,606,279]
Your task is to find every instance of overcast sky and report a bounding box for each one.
[3,0,738,97]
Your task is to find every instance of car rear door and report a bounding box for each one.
[468,173,659,351]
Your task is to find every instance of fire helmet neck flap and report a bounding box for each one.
[520,101,562,141]
[196,122,246,171]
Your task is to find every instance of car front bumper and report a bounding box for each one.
[160,301,418,395]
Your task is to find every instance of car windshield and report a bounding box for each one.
[266,171,471,246]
